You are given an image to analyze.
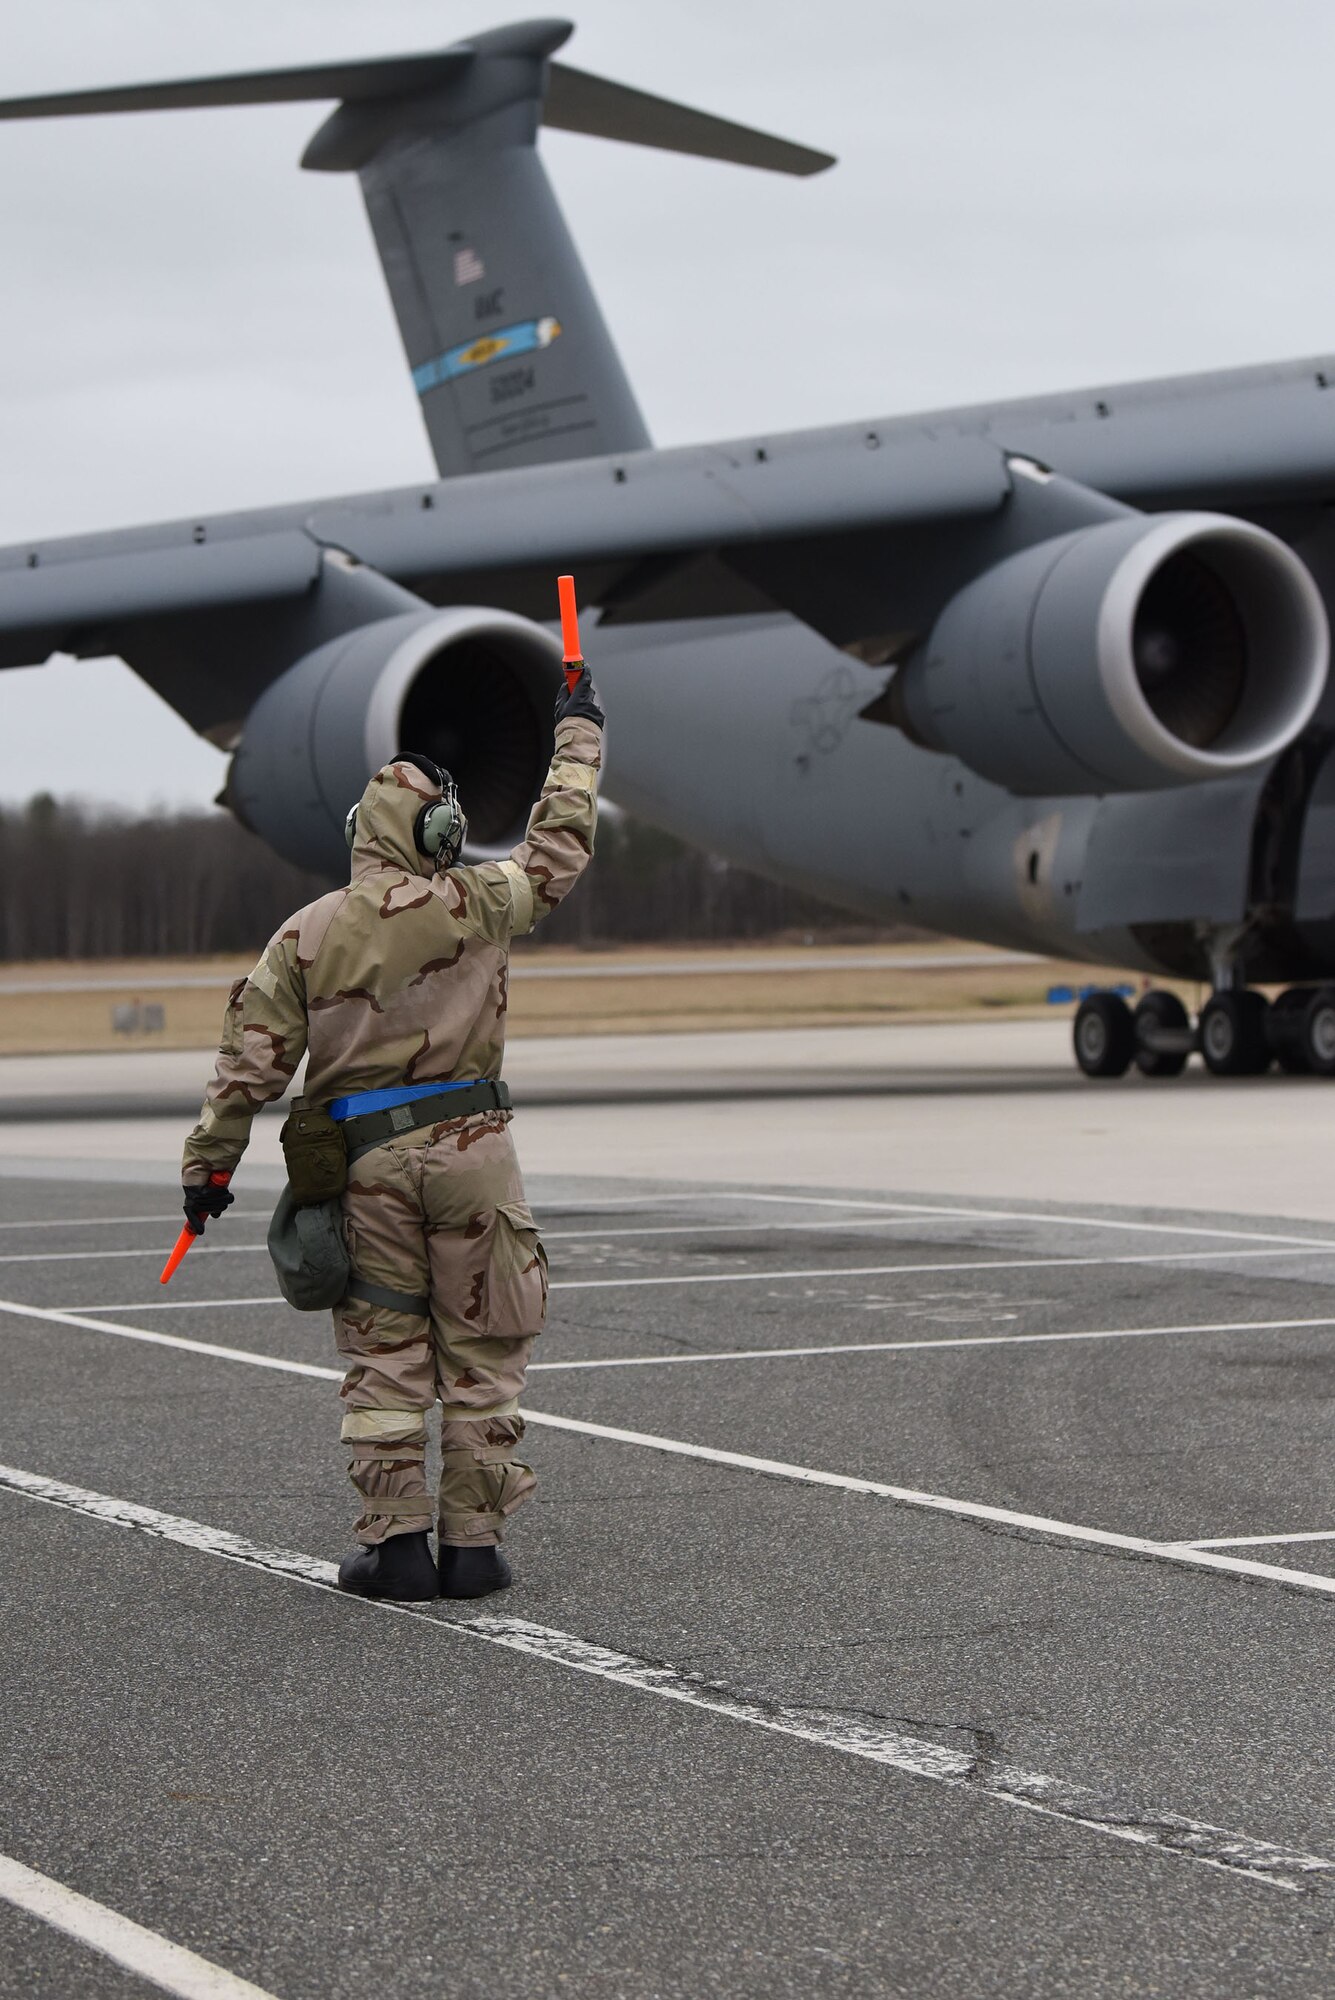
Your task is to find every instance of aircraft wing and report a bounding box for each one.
[0,531,322,662]
[0,431,1010,692]
[4,351,1335,721]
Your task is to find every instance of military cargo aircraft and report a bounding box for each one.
[3,17,1335,1081]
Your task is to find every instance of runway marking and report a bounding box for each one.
[1175,1529,1335,1550]
[0,1461,1327,1898]
[0,1213,929,1247]
[10,1187,1334,1252]
[0,1847,279,1999]
[0,1211,272,1234]
[4,1295,1334,1599]
[6,1200,1335,1265]
[525,1315,1335,1372]
[75,1296,296,1313]
[52,1304,1335,1368]
[522,1409,1335,1597]
[0,1211,933,1243]
[59,1242,1335,1312]
[0,1297,341,1380]
[704,1191,1335,1249]
[546,1249,1335,1294]
[0,1243,270,1266]
[22,1237,1335,1277]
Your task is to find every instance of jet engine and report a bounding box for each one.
[227,606,564,874]
[890,511,1329,794]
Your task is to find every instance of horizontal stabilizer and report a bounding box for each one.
[544,62,832,175]
[0,18,835,175]
[0,50,473,119]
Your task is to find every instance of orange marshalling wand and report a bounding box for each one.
[557,573,583,693]
[160,1170,232,1284]
[159,1226,197,1286]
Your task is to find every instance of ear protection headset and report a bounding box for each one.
[344,752,469,869]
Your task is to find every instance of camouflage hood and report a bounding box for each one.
[349,758,442,880]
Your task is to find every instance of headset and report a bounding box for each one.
[344,752,469,869]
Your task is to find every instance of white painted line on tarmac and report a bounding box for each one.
[0,1297,340,1379]
[0,1461,1326,1898]
[4,1295,1334,1601]
[528,1315,1335,1371]
[74,1296,288,1313]
[58,1297,1335,1381]
[7,1199,1335,1264]
[706,1192,1335,1248]
[0,1211,928,1243]
[547,1255,1335,1294]
[0,1847,279,1999]
[536,1189,1335,1249]
[0,1208,959,1240]
[60,1241,1335,1306]
[0,1242,268,1266]
[522,1408,1335,1597]
[0,1212,272,1234]
[547,1216,954,1240]
[1176,1529,1335,1550]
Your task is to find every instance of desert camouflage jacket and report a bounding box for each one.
[182,716,601,1183]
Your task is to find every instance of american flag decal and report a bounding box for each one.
[453,247,485,286]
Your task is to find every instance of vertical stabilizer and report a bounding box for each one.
[303,22,649,477]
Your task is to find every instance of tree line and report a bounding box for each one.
[0,796,889,960]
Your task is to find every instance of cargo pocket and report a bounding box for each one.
[473,1201,549,1336]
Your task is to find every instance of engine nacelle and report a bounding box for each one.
[228,605,563,874]
[892,511,1329,794]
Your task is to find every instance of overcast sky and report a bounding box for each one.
[4,0,1335,808]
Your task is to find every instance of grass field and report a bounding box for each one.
[0,941,1187,1055]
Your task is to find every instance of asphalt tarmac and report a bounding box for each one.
[0,1031,1333,1996]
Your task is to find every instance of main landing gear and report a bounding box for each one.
[1073,985,1335,1079]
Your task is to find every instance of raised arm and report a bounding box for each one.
[181,920,311,1185]
[508,703,603,928]
[452,669,602,941]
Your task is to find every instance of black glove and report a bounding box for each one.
[555,665,604,728]
[182,1175,234,1236]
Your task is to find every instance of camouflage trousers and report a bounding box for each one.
[334,1112,547,1547]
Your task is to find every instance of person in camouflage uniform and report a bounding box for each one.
[180,668,603,1601]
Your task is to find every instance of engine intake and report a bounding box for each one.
[892,512,1329,793]
[228,606,562,874]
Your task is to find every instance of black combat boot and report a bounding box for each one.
[438,1544,512,1600]
[337,1530,439,1601]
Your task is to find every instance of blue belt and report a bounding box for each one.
[328,1081,475,1122]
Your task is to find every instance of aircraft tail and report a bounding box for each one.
[0,19,833,478]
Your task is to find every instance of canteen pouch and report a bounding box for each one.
[267,1187,350,1312]
[278,1097,347,1205]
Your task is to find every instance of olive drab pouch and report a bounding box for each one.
[267,1187,350,1312]
[278,1098,347,1206]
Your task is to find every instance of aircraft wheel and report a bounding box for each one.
[1073,992,1134,1077]
[1268,987,1312,1074]
[1301,986,1335,1076]
[1133,989,1190,1077]
[1200,989,1271,1076]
